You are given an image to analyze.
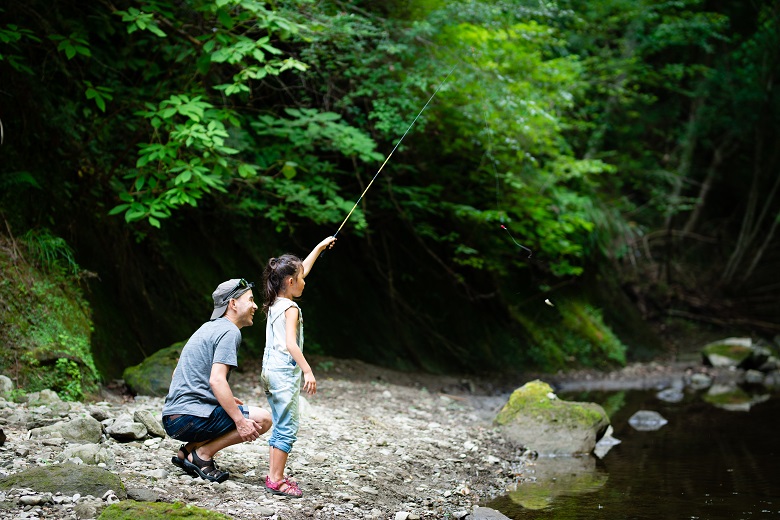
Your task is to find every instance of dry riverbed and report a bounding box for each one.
[0,357,538,519]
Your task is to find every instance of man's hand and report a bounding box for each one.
[236,416,262,442]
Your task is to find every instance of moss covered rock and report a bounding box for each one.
[0,462,126,498]
[98,501,232,519]
[701,337,773,370]
[701,338,753,368]
[495,380,609,456]
[122,342,184,397]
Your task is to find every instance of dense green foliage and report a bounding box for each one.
[1,0,778,380]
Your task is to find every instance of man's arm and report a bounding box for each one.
[209,363,260,440]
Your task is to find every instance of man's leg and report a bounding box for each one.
[191,406,272,461]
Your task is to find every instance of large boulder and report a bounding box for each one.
[122,342,184,397]
[105,414,148,440]
[701,337,771,370]
[134,410,166,438]
[29,415,103,444]
[494,380,609,456]
[0,462,126,498]
[0,375,13,398]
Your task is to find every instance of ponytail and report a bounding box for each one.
[262,254,302,315]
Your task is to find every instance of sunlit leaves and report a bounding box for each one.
[114,94,247,227]
[253,108,384,164]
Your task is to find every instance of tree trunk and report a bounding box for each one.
[681,137,736,235]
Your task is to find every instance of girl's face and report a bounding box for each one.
[288,269,305,298]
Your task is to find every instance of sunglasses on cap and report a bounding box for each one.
[231,278,253,292]
[219,278,254,305]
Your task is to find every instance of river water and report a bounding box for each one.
[486,387,780,519]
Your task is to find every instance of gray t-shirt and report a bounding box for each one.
[162,317,241,418]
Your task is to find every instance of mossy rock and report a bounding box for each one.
[701,338,753,368]
[122,342,184,397]
[495,380,609,456]
[0,462,126,498]
[98,501,232,519]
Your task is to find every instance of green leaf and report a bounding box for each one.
[281,162,297,179]
[107,204,129,216]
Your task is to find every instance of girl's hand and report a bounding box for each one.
[319,236,337,251]
[234,397,244,405]
[303,370,317,395]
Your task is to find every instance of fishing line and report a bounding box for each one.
[500,224,533,258]
[481,100,534,259]
[332,65,457,238]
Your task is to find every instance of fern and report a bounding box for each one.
[21,229,80,275]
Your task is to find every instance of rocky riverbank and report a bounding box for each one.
[4,341,777,520]
[0,358,535,520]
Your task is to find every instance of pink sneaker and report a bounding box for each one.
[265,476,303,498]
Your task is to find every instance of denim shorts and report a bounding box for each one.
[163,405,248,442]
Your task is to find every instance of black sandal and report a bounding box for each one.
[182,448,230,483]
[171,444,197,476]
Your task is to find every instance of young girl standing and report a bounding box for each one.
[261,236,336,498]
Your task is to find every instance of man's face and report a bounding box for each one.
[232,290,257,328]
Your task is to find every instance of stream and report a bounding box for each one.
[486,386,780,519]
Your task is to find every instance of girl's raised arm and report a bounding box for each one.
[301,236,336,277]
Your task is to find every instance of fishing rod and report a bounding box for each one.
[332,65,457,238]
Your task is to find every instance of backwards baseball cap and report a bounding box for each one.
[211,278,254,320]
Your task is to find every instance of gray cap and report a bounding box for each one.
[211,278,254,320]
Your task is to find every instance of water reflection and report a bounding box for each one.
[506,456,608,511]
[487,387,780,519]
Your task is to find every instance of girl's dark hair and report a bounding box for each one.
[262,254,302,315]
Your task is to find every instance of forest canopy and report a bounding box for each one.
[1,0,778,382]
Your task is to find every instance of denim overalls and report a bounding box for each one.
[261,298,303,454]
